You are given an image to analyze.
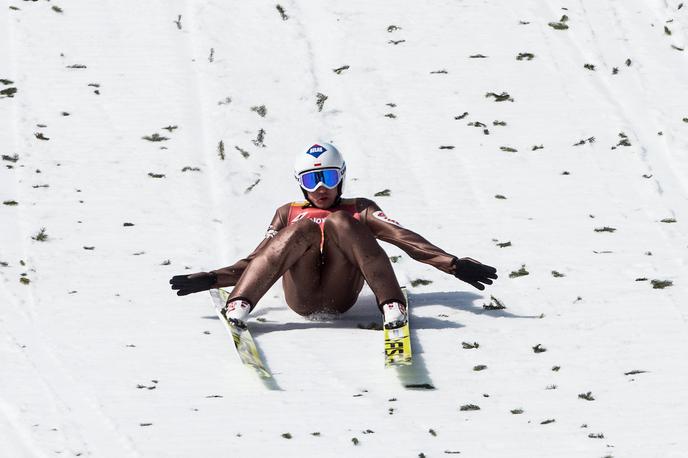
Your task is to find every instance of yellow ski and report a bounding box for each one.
[209,289,271,379]
[384,287,412,367]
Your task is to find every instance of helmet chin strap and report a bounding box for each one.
[300,183,343,208]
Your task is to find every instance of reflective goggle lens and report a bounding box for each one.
[299,169,342,191]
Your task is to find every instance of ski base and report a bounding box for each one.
[210,289,271,379]
[384,287,413,367]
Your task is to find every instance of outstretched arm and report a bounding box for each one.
[208,234,273,287]
[358,199,497,290]
[169,206,287,295]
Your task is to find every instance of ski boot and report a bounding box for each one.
[223,299,251,329]
[383,301,408,330]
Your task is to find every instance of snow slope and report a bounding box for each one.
[2,0,688,456]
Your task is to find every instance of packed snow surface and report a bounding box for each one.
[2,1,688,457]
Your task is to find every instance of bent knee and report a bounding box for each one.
[289,217,322,244]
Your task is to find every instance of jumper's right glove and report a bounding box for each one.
[451,257,498,291]
[169,272,217,296]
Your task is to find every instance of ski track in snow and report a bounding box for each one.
[2,0,688,457]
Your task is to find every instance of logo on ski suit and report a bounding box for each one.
[264,225,278,239]
[372,210,402,228]
[290,213,327,225]
[287,203,361,229]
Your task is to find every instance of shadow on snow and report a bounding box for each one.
[200,289,538,335]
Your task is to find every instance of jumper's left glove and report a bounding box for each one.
[170,271,217,296]
[451,257,498,291]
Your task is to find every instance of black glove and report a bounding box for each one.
[451,257,498,291]
[170,272,217,296]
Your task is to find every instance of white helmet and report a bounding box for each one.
[294,143,346,194]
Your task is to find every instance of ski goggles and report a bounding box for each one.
[297,168,344,192]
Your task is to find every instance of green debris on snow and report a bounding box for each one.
[251,105,267,117]
[578,391,595,401]
[460,404,480,411]
[31,228,48,242]
[0,87,17,97]
[509,265,529,278]
[651,279,673,289]
[252,129,266,147]
[594,226,616,233]
[316,93,328,112]
[235,145,250,158]
[142,133,168,142]
[549,15,569,30]
[276,5,288,20]
[483,296,506,310]
[624,370,648,375]
[245,178,261,194]
[218,140,225,160]
[532,344,547,353]
[485,91,514,102]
